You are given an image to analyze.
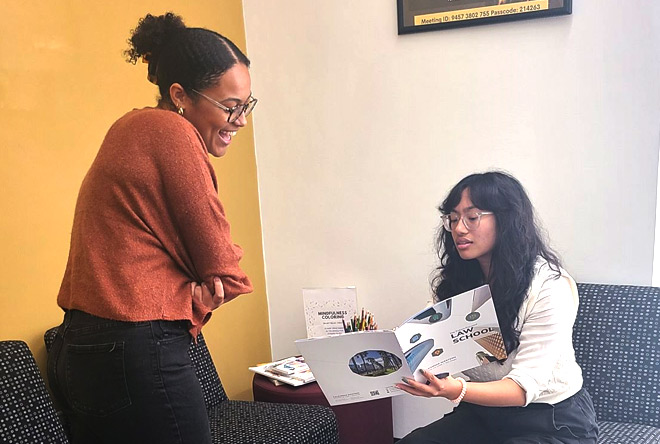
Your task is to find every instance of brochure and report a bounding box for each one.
[249,356,316,387]
[295,285,506,405]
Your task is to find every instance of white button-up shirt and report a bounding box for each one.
[463,259,583,406]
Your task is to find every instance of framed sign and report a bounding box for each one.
[397,0,572,34]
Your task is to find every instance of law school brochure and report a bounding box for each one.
[295,285,507,406]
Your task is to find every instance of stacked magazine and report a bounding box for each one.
[249,356,316,387]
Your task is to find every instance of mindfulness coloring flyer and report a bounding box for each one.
[302,287,358,338]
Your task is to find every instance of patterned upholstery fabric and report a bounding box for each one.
[208,400,338,443]
[0,341,69,444]
[44,327,56,351]
[598,422,660,444]
[44,328,338,443]
[189,334,229,408]
[188,334,339,444]
[574,283,660,443]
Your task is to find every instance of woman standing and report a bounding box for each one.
[48,12,255,444]
[397,172,598,444]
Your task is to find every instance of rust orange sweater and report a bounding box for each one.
[58,108,253,336]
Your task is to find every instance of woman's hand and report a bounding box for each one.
[191,277,225,311]
[397,370,527,406]
[395,369,463,400]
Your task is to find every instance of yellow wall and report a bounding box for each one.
[0,1,271,401]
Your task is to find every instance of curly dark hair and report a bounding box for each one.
[124,12,250,105]
[432,171,560,354]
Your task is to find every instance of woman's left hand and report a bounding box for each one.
[191,277,225,311]
[395,369,463,400]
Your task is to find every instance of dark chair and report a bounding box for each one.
[574,283,660,443]
[45,328,338,444]
[0,340,69,444]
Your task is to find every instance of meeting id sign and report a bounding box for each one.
[397,0,572,34]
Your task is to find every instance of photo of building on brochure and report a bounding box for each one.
[348,350,403,377]
[296,285,506,406]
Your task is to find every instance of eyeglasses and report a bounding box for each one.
[191,89,258,123]
[441,211,494,232]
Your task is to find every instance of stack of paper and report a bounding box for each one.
[249,356,316,387]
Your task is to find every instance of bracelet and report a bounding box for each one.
[450,377,467,404]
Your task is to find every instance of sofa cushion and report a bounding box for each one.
[189,333,229,409]
[598,421,660,444]
[208,400,338,444]
[0,341,69,444]
[574,283,660,427]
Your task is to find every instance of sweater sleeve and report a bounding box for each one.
[150,118,253,329]
[503,273,579,406]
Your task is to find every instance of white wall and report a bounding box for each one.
[243,0,660,437]
[655,147,660,286]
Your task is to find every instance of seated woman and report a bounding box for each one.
[396,171,598,444]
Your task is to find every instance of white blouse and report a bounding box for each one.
[462,259,583,406]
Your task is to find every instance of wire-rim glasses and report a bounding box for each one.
[441,211,494,232]
[191,89,258,123]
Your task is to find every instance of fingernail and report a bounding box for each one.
[401,377,409,384]
[214,278,220,283]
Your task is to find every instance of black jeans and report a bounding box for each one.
[47,310,212,444]
[398,388,598,444]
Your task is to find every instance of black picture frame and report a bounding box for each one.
[397,0,572,34]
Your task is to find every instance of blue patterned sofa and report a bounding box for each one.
[0,340,70,444]
[44,329,338,443]
[573,283,660,444]
[188,334,338,443]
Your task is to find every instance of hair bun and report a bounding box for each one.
[124,12,186,65]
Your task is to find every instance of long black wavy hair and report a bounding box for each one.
[432,171,560,354]
[124,12,250,106]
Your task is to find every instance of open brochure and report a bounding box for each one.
[249,356,316,387]
[295,285,506,405]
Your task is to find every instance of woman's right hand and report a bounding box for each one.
[191,277,225,311]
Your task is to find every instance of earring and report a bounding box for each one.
[177,106,184,116]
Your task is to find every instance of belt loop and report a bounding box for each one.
[150,319,161,341]
[62,310,73,333]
